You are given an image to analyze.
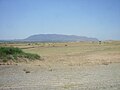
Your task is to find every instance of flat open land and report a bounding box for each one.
[0,41,120,90]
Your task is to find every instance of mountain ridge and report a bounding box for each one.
[24,34,99,42]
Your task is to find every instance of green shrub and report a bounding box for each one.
[0,47,41,62]
[0,47,23,55]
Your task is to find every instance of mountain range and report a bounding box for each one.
[24,34,98,42]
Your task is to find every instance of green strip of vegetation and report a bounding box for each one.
[0,47,40,62]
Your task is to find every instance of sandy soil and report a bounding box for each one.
[0,63,120,90]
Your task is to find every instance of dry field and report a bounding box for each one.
[0,41,120,90]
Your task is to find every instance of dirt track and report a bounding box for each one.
[0,63,120,90]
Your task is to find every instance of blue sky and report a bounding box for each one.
[0,0,120,40]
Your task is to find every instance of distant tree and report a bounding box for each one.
[65,44,68,46]
[99,41,101,44]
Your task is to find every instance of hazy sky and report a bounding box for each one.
[0,0,120,40]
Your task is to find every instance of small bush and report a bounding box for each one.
[0,47,23,55]
[0,47,41,62]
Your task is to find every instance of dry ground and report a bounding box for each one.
[0,41,120,90]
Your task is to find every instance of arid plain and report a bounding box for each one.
[0,41,120,90]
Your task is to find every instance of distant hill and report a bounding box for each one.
[24,34,99,42]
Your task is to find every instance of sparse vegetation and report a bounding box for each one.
[0,47,40,62]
